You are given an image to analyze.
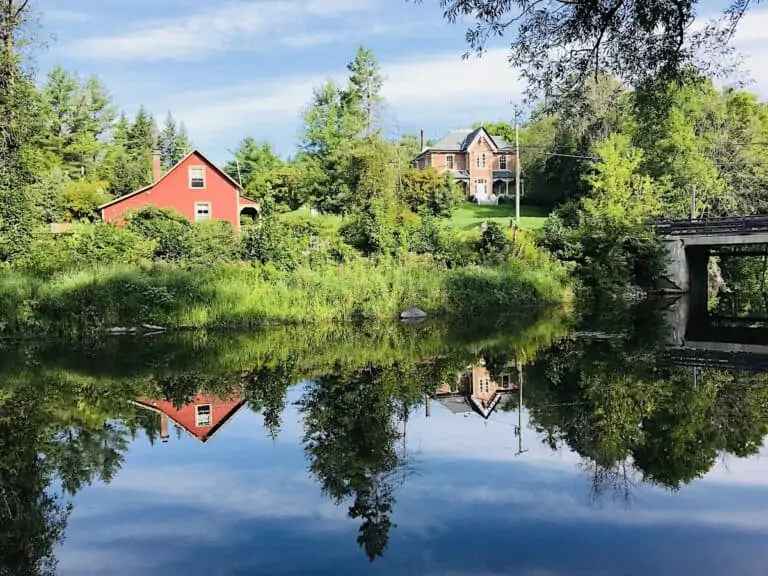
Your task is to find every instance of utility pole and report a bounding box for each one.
[226,148,243,188]
[691,185,697,220]
[514,361,528,456]
[514,106,521,227]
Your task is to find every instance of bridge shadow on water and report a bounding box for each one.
[661,295,768,371]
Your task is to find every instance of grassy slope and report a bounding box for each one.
[449,202,549,231]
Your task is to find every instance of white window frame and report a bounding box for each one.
[189,165,206,189]
[195,404,212,427]
[499,155,507,170]
[446,154,454,170]
[195,202,212,222]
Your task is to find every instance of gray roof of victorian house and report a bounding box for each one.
[419,127,515,157]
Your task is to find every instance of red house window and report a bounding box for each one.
[195,202,211,222]
[189,166,206,188]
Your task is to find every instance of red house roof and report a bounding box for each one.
[133,393,246,444]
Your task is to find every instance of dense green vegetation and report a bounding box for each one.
[0,12,572,332]
[3,2,768,330]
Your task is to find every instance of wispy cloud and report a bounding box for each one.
[155,48,522,143]
[65,0,380,61]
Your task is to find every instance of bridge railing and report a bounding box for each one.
[654,215,768,236]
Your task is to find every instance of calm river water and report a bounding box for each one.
[3,302,768,575]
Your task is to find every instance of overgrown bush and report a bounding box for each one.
[400,168,463,217]
[408,215,467,266]
[478,222,510,264]
[61,180,113,222]
[241,217,303,270]
[126,206,239,265]
[20,223,155,275]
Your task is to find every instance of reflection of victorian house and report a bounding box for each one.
[133,393,245,444]
[432,363,519,419]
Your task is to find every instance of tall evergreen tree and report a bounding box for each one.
[158,111,192,169]
[345,46,384,137]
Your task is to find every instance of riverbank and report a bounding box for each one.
[1,256,573,336]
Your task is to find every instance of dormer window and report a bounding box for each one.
[189,166,205,188]
[499,155,507,170]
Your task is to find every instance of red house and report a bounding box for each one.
[133,393,246,444]
[99,149,260,232]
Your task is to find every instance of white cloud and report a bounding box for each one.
[162,48,522,143]
[729,9,768,97]
[65,0,379,61]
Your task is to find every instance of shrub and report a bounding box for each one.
[478,222,510,264]
[126,206,239,265]
[62,180,113,222]
[21,223,156,275]
[408,215,467,266]
[126,206,193,262]
[241,217,303,270]
[400,168,463,217]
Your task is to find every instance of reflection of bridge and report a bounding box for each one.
[656,216,768,310]
[661,296,768,371]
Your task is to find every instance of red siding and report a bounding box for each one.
[139,393,243,442]
[102,152,242,230]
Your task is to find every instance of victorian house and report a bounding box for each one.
[412,127,517,201]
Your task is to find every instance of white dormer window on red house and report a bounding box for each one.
[189,166,206,188]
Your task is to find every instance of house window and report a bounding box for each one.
[499,155,507,170]
[446,154,454,170]
[501,374,513,388]
[189,166,206,188]
[476,155,480,168]
[195,405,212,427]
[195,202,211,221]
[481,153,486,168]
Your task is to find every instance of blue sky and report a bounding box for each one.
[33,0,768,165]
[56,386,768,575]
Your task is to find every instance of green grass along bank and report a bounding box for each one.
[1,258,572,336]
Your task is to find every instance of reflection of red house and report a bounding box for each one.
[133,393,245,444]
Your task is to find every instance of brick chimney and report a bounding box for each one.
[419,129,425,151]
[152,150,162,182]
[160,413,169,443]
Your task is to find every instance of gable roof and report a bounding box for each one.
[132,397,246,444]
[98,149,244,210]
[415,127,515,159]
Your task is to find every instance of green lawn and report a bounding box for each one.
[276,202,549,232]
[276,206,343,229]
[449,202,549,231]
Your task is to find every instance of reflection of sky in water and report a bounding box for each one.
[57,386,768,576]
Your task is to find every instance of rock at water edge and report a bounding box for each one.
[400,307,427,320]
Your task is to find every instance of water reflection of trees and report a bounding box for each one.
[0,313,570,571]
[0,374,154,575]
[13,304,768,567]
[524,336,768,500]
